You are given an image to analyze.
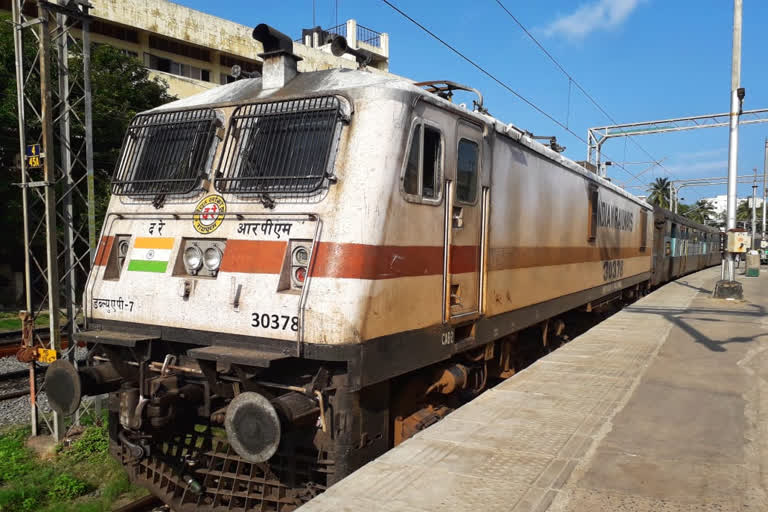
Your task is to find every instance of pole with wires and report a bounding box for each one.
[714,0,744,299]
[762,138,767,243]
[752,169,758,250]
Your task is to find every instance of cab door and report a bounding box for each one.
[444,121,484,321]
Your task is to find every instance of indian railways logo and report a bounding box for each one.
[193,195,227,234]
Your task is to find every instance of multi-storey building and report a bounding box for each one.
[1,0,390,98]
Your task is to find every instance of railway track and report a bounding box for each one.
[0,328,74,358]
[112,495,166,512]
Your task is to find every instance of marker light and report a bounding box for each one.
[294,266,307,283]
[204,246,223,271]
[292,246,309,265]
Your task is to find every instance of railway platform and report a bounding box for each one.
[299,265,768,511]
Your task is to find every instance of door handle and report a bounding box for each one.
[452,206,464,229]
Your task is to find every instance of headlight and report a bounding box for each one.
[183,246,203,273]
[204,246,222,271]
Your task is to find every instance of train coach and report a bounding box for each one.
[651,206,721,286]
[42,25,716,511]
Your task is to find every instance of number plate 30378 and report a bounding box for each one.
[37,348,57,363]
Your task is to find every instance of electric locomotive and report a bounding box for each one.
[43,25,715,511]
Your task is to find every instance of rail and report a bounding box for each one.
[295,23,383,49]
[325,23,346,39]
[112,494,164,512]
[356,24,382,47]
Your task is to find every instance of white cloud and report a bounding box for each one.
[542,0,646,40]
[666,159,728,175]
[673,148,728,161]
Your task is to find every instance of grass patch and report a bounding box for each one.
[0,312,53,332]
[0,414,146,512]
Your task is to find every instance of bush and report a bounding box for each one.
[0,427,36,485]
[48,474,88,500]
[67,422,108,463]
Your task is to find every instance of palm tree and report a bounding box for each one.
[684,199,716,225]
[736,199,765,230]
[646,177,671,209]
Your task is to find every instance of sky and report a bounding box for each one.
[177,0,768,204]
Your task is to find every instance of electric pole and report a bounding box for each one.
[763,139,767,242]
[715,0,745,299]
[752,169,757,249]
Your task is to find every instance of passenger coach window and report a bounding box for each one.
[457,139,478,203]
[403,123,442,201]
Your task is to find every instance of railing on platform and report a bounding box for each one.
[356,24,381,47]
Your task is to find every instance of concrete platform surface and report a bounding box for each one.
[299,266,768,512]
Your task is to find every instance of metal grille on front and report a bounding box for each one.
[111,108,218,196]
[115,427,330,511]
[215,97,342,196]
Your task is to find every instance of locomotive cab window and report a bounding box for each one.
[456,139,479,203]
[402,121,443,203]
[111,108,220,197]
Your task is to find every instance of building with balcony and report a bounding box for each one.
[0,0,390,98]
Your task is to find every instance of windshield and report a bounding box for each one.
[214,96,342,196]
[111,108,218,197]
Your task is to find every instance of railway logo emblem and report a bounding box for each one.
[193,195,227,234]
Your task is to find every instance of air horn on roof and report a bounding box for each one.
[329,35,373,67]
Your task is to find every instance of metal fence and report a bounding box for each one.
[296,23,383,49]
[325,23,347,39]
[357,24,382,47]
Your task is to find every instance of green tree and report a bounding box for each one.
[71,44,176,225]
[736,199,763,221]
[676,203,692,217]
[646,177,671,209]
[735,199,765,232]
[684,199,716,225]
[0,15,176,275]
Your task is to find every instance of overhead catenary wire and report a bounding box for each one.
[379,0,647,186]
[493,0,676,184]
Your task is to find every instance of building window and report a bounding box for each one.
[144,53,211,82]
[220,54,261,79]
[90,20,139,43]
[402,122,442,202]
[93,42,138,59]
[587,184,599,242]
[456,139,478,203]
[149,35,210,62]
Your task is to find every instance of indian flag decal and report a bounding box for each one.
[128,237,174,273]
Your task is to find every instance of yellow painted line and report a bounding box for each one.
[133,237,175,250]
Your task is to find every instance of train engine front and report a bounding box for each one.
[45,26,412,511]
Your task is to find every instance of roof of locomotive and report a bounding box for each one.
[152,68,649,209]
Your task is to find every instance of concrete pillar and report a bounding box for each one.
[380,32,389,56]
[346,19,357,48]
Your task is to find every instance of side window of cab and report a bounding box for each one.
[401,120,443,204]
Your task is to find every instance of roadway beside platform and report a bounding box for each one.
[299,265,768,512]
